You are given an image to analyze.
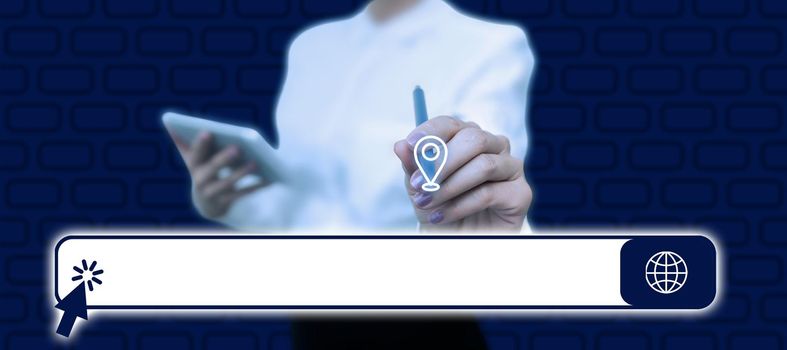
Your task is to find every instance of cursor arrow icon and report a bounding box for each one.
[55,281,87,337]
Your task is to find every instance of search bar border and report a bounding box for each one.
[52,231,720,312]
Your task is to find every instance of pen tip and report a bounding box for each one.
[415,85,422,90]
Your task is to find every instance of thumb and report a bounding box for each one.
[394,139,418,174]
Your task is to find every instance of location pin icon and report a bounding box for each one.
[413,135,448,192]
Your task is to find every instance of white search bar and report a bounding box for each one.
[55,233,628,308]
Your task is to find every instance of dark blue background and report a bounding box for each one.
[1,0,786,348]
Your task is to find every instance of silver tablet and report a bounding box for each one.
[162,112,285,182]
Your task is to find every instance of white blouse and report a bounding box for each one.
[219,0,535,232]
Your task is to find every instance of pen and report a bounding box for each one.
[412,85,433,176]
[413,85,429,126]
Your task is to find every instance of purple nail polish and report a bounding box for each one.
[429,211,444,224]
[410,173,425,189]
[414,193,432,208]
[407,131,427,147]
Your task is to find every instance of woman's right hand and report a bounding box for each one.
[171,131,267,219]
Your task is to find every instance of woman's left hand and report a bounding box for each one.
[394,116,532,231]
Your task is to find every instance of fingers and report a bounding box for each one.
[414,154,523,210]
[218,182,267,207]
[397,116,530,229]
[193,146,239,188]
[201,161,256,199]
[192,160,267,219]
[188,132,213,170]
[406,128,508,189]
[434,127,509,182]
[168,130,190,155]
[428,179,532,225]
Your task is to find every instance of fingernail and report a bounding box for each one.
[429,211,444,224]
[199,132,210,140]
[407,131,427,147]
[410,173,425,189]
[414,192,432,208]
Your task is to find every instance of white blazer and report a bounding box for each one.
[219,0,535,232]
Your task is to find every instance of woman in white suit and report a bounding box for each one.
[173,0,535,348]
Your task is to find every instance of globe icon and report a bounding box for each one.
[645,251,688,294]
